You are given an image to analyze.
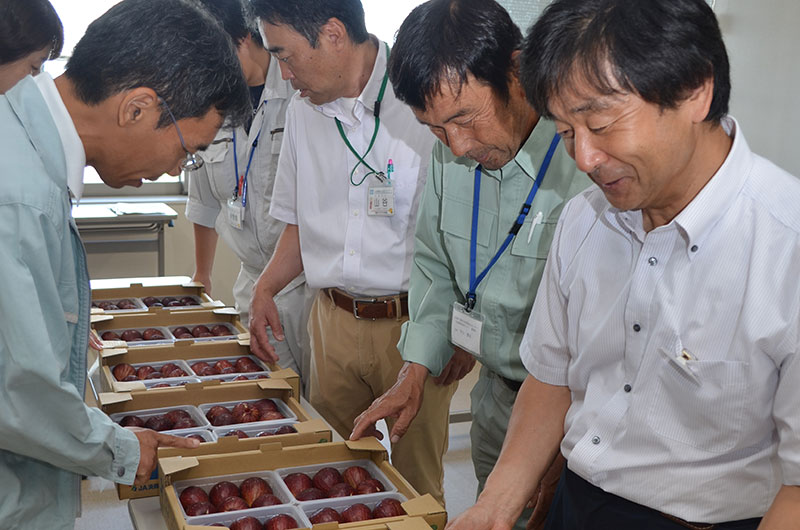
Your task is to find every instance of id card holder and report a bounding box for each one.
[368,181,395,216]
[226,197,244,230]
[451,302,484,357]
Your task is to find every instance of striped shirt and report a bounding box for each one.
[520,117,800,523]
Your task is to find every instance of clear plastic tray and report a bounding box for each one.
[92,297,148,313]
[186,503,311,528]
[301,492,408,522]
[99,325,175,347]
[140,377,201,390]
[188,355,271,379]
[141,294,203,309]
[110,359,194,382]
[172,428,218,443]
[198,398,296,432]
[214,423,298,440]
[170,322,238,342]
[108,404,210,433]
[274,459,397,501]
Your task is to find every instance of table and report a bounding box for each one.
[73,203,178,276]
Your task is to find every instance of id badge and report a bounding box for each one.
[226,197,244,230]
[451,302,484,357]
[368,181,394,216]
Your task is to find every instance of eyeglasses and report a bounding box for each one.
[158,96,204,171]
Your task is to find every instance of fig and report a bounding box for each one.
[253,399,278,415]
[209,481,240,507]
[230,517,262,530]
[215,359,236,374]
[296,487,325,501]
[151,383,171,388]
[136,365,155,380]
[260,411,285,421]
[233,375,250,381]
[145,415,173,431]
[206,405,230,420]
[185,434,206,442]
[256,430,275,437]
[327,482,354,497]
[192,325,211,337]
[185,501,216,516]
[343,466,371,489]
[122,375,139,382]
[160,363,180,375]
[341,503,372,522]
[232,402,261,423]
[219,496,249,512]
[173,326,191,336]
[144,372,163,380]
[313,466,342,493]
[190,361,210,374]
[197,332,215,338]
[179,486,209,509]
[225,429,249,439]
[235,357,259,373]
[264,514,298,530]
[117,299,138,309]
[240,477,272,506]
[252,493,282,507]
[310,507,341,524]
[102,331,121,341]
[283,473,312,497]
[356,478,385,494]
[120,415,145,428]
[142,296,160,306]
[274,425,297,435]
[167,368,188,378]
[165,409,190,423]
[372,498,405,518]
[172,417,197,429]
[210,411,234,426]
[160,296,178,306]
[142,328,165,340]
[112,363,135,380]
[120,329,142,342]
[211,324,233,336]
[179,296,198,306]
[166,300,182,307]
[176,332,194,339]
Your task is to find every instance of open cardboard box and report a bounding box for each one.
[92,307,248,348]
[159,439,446,530]
[100,379,329,499]
[97,340,300,398]
[91,280,225,315]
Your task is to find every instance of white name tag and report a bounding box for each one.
[226,197,244,230]
[368,182,395,216]
[451,302,483,357]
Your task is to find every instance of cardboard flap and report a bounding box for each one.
[345,437,386,453]
[257,442,284,454]
[114,380,147,392]
[269,368,297,380]
[98,392,132,406]
[402,495,445,517]
[213,307,240,315]
[387,517,433,530]
[160,456,199,475]
[310,523,340,530]
[257,378,292,391]
[90,307,104,315]
[100,347,128,358]
[91,314,114,324]
[294,418,328,434]
[201,300,225,308]
[238,337,250,346]
[181,281,205,288]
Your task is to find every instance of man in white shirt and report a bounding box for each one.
[450,0,800,529]
[247,0,456,504]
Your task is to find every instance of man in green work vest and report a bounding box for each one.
[350,1,589,528]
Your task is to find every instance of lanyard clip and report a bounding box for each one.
[464,293,476,313]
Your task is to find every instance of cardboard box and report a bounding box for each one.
[100,380,329,499]
[159,439,446,530]
[91,280,225,315]
[92,307,249,349]
[98,340,300,398]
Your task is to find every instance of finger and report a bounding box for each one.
[350,420,382,441]
[267,309,285,342]
[389,406,417,444]
[350,405,385,440]
[156,433,201,449]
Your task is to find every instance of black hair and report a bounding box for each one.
[520,0,730,123]
[194,0,263,47]
[389,0,522,111]
[65,0,251,129]
[0,0,64,64]
[250,0,368,47]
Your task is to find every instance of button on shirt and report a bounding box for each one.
[398,119,590,380]
[520,117,800,523]
[269,40,434,296]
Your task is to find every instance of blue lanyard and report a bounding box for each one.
[465,133,561,311]
[232,128,262,208]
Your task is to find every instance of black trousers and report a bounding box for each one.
[543,467,761,530]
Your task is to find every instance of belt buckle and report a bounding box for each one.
[352,297,379,320]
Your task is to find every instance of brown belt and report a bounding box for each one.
[323,288,409,320]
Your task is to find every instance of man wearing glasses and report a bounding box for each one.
[0,0,250,528]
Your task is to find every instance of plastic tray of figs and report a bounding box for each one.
[92,297,148,313]
[110,359,194,383]
[170,322,239,342]
[99,325,175,347]
[141,294,204,310]
[213,422,299,441]
[301,491,408,524]
[108,404,210,434]
[172,428,218,443]
[188,355,272,381]
[187,502,311,528]
[174,469,295,520]
[274,459,398,502]
[199,398,297,433]
[140,377,202,390]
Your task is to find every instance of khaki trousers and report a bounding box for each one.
[308,291,456,506]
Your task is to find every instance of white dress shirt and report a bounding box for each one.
[520,117,800,523]
[269,39,434,296]
[33,74,85,201]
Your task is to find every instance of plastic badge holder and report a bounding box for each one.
[301,491,408,521]
[108,404,210,434]
[141,377,202,390]
[171,322,238,343]
[111,359,195,383]
[186,502,311,528]
[189,355,271,380]
[173,469,294,520]
[275,459,398,501]
[92,297,148,313]
[199,398,297,433]
[215,422,298,440]
[102,325,175,347]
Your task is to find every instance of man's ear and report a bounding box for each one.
[685,77,714,124]
[320,17,348,51]
[118,87,159,128]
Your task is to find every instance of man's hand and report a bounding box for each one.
[526,452,565,530]
[191,272,212,296]
[88,329,103,351]
[446,501,514,530]
[350,362,428,444]
[129,428,200,486]
[433,347,476,386]
[248,279,282,364]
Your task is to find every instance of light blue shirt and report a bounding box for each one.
[0,77,140,529]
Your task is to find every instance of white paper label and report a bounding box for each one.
[451,302,483,357]
[368,183,395,216]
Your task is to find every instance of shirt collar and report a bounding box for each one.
[33,73,86,202]
[261,55,293,101]
[309,36,388,126]
[470,117,559,183]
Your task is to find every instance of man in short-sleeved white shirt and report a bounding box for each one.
[247,0,456,504]
[450,1,800,529]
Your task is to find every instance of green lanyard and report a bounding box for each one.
[335,42,390,186]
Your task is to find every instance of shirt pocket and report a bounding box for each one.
[440,194,495,248]
[270,128,284,155]
[510,218,557,259]
[646,356,750,453]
